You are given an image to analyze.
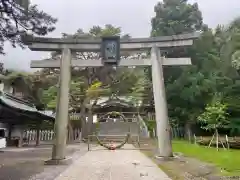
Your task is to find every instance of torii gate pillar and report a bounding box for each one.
[51,48,71,161]
[151,46,172,157]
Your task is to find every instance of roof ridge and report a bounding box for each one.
[0,91,35,108]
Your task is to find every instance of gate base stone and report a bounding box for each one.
[44,157,72,165]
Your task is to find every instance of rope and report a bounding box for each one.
[94,111,131,150]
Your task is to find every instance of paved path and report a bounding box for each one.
[0,144,83,180]
[55,144,171,180]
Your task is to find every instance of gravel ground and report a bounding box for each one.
[55,144,171,180]
[0,144,86,180]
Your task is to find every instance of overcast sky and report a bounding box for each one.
[2,0,240,72]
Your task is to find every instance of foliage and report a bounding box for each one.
[0,0,57,53]
[128,67,149,107]
[1,69,52,109]
[197,95,229,131]
[151,0,207,36]
[70,79,110,111]
[86,81,107,100]
[228,118,240,135]
[42,86,57,110]
[150,0,240,136]
[145,120,156,133]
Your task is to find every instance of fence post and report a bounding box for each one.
[152,129,155,138]
[36,127,40,146]
[87,135,90,151]
[194,134,197,145]
[225,135,229,150]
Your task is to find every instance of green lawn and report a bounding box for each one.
[172,140,240,175]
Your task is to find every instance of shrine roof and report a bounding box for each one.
[95,95,136,108]
[0,91,54,124]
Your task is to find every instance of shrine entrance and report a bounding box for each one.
[23,32,199,163]
[87,96,142,151]
[87,111,133,151]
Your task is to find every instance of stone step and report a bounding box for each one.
[90,137,120,142]
[88,136,151,144]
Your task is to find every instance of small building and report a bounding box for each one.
[93,95,141,121]
[0,76,54,147]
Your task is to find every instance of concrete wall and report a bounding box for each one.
[11,126,21,137]
[0,123,22,138]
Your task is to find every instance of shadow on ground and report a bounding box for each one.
[0,144,83,180]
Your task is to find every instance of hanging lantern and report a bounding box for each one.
[101,36,120,65]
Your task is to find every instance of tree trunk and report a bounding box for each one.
[87,110,94,137]
[36,124,40,146]
[81,98,96,140]
[184,122,192,142]
[7,124,12,146]
[82,67,95,140]
[81,118,87,140]
[80,106,88,140]
[18,128,24,148]
[67,116,74,143]
[216,129,219,151]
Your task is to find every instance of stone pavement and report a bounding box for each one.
[0,144,84,180]
[55,144,171,180]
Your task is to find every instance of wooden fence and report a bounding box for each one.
[23,128,81,144]
[22,125,188,145]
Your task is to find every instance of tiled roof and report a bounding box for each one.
[0,91,54,120]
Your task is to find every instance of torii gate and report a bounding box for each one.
[23,32,199,164]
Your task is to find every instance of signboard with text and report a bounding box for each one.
[101,36,120,65]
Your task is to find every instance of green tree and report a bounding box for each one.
[128,67,150,111]
[1,67,59,110]
[150,0,209,140]
[215,18,240,135]
[0,0,57,53]
[198,95,229,131]
[151,0,206,36]
[198,94,229,150]
[42,85,58,110]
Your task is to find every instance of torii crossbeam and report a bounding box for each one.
[23,32,199,164]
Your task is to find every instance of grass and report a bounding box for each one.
[140,139,240,178]
[172,140,240,176]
